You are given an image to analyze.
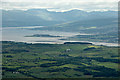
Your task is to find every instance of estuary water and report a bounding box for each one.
[2,26,119,46]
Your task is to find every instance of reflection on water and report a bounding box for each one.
[2,26,118,46]
[2,26,80,43]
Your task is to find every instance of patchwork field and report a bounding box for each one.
[2,41,120,79]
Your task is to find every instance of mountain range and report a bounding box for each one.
[2,9,118,27]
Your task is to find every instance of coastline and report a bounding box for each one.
[1,40,119,47]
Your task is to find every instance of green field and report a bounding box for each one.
[2,41,120,79]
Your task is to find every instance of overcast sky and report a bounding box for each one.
[1,0,119,12]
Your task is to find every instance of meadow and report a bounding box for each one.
[2,41,120,79]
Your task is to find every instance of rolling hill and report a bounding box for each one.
[2,9,117,27]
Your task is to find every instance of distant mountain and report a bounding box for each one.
[37,17,117,32]
[2,9,60,27]
[2,9,118,27]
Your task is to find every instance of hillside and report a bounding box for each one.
[2,41,120,78]
[2,9,117,27]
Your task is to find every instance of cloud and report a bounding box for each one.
[1,0,119,12]
[1,0,119,2]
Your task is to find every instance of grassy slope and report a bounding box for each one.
[2,41,120,78]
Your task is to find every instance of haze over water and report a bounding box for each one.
[2,26,118,46]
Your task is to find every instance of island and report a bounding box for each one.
[25,34,62,37]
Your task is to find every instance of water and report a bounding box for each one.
[2,26,80,43]
[2,26,119,46]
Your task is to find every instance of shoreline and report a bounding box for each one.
[1,40,119,47]
[2,26,118,47]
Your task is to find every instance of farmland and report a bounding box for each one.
[2,41,120,79]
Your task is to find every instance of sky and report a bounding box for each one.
[0,0,119,12]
